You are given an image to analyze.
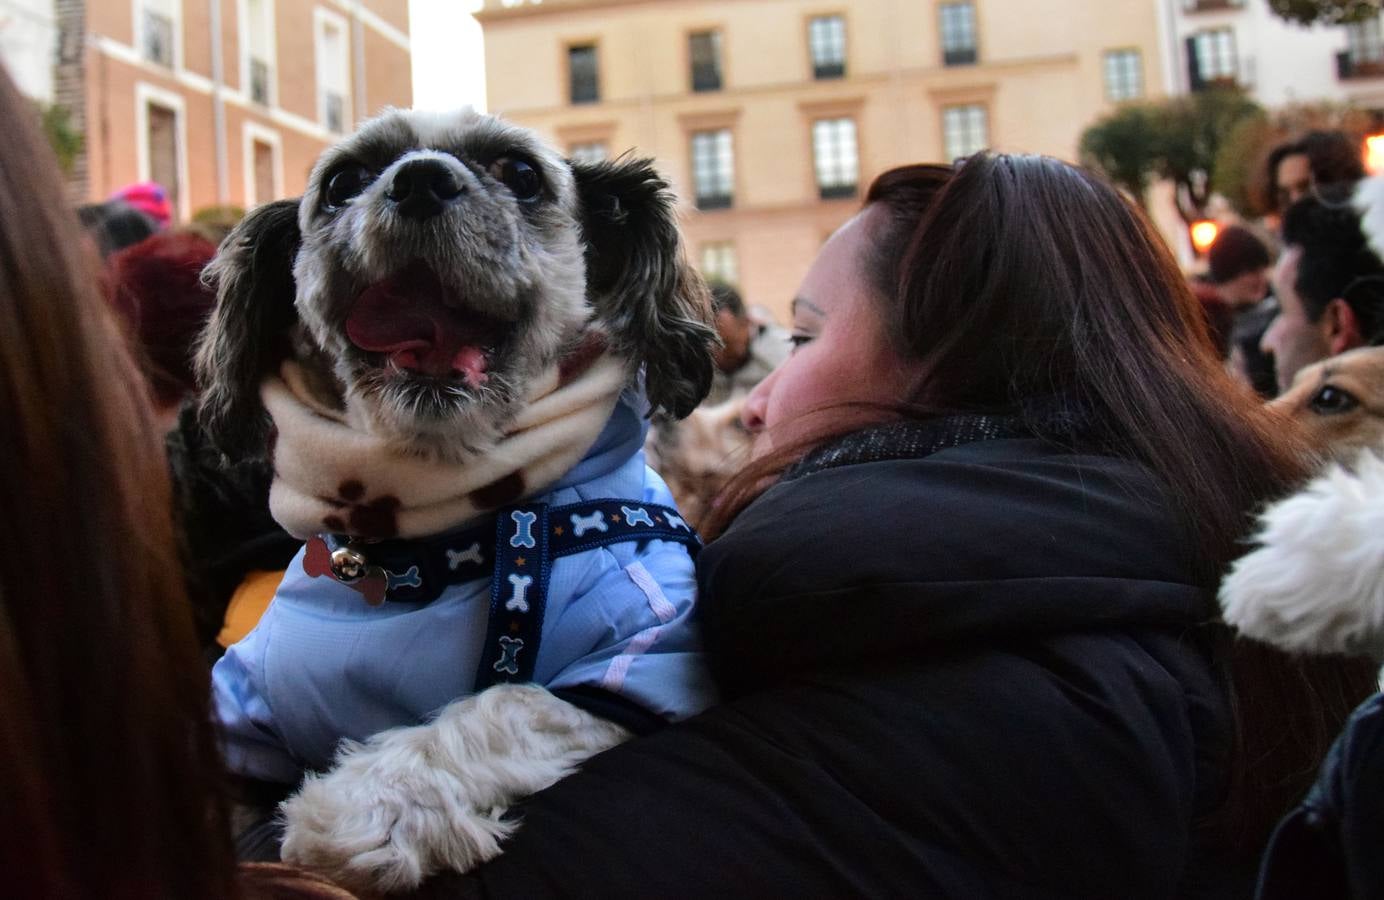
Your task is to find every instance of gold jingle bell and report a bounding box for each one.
[330,545,370,584]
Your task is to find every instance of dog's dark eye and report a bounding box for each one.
[489,157,542,202]
[323,165,373,210]
[1309,385,1359,415]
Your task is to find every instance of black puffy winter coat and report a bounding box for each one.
[418,425,1250,899]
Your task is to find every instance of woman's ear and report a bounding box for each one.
[194,198,302,458]
[571,156,718,419]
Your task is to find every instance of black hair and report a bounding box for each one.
[77,200,158,259]
[1264,131,1366,213]
[1281,184,1384,343]
[1208,226,1271,284]
[707,281,745,318]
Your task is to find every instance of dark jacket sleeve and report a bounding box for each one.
[411,631,1221,900]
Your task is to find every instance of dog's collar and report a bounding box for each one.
[302,499,699,607]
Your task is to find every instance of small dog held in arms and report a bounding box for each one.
[201,107,719,891]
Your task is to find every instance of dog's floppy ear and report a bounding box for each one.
[195,198,302,458]
[572,156,717,419]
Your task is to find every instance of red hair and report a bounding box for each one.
[107,231,219,408]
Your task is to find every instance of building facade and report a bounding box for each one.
[478,0,1169,322]
[1,0,58,102]
[54,0,411,222]
[1160,0,1384,111]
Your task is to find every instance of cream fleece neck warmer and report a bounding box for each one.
[264,346,627,540]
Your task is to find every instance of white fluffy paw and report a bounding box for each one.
[279,684,630,893]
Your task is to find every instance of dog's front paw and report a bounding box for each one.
[279,734,514,893]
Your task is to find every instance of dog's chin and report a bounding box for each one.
[351,361,522,459]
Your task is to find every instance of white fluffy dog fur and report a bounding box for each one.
[281,684,628,892]
[1220,451,1384,658]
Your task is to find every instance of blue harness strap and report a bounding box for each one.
[302,499,699,691]
[473,500,698,690]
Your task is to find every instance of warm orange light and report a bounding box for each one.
[1365,134,1384,176]
[1190,220,1220,254]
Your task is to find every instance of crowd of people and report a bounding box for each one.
[5,58,1384,898]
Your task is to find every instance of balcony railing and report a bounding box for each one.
[1183,0,1244,12]
[1338,50,1384,79]
[943,45,977,66]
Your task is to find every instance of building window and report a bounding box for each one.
[812,118,859,200]
[252,139,275,205]
[943,104,988,161]
[691,129,734,210]
[701,241,739,286]
[315,12,350,133]
[142,0,177,67]
[146,102,181,213]
[243,0,275,106]
[690,31,723,92]
[1342,15,1384,78]
[569,141,607,165]
[1104,48,1143,101]
[809,15,846,79]
[569,45,599,104]
[1188,28,1237,89]
[1182,0,1244,11]
[939,2,977,66]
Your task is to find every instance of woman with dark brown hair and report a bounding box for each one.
[388,154,1378,900]
[0,68,351,899]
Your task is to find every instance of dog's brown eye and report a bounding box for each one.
[490,157,542,202]
[1310,385,1359,415]
[324,165,372,210]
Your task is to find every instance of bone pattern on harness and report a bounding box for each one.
[447,542,483,570]
[664,511,690,531]
[505,573,533,612]
[570,510,608,537]
[385,566,422,590]
[493,636,524,675]
[621,505,655,527]
[509,510,538,549]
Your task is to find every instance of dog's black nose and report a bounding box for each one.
[387,159,464,220]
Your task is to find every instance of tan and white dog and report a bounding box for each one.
[1270,345,1384,461]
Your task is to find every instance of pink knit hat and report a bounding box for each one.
[109,181,172,229]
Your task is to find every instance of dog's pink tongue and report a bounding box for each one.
[346,280,489,384]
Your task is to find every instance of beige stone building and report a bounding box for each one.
[56,0,411,221]
[478,0,1168,322]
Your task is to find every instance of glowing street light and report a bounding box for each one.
[1365,134,1384,176]
[1190,220,1220,255]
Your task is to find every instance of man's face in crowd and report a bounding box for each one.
[1275,153,1314,212]
[1262,246,1334,393]
[712,308,753,374]
[1218,268,1270,307]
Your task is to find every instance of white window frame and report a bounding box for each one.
[690,128,735,209]
[242,121,284,208]
[939,1,977,63]
[1347,14,1384,65]
[569,141,608,165]
[133,0,183,70]
[314,7,353,134]
[700,241,739,287]
[943,103,988,161]
[809,14,846,78]
[1194,28,1237,82]
[812,117,859,198]
[134,81,191,223]
[1104,48,1144,102]
[238,0,278,107]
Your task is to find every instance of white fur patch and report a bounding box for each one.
[1353,175,1384,265]
[1220,451,1384,658]
[279,684,629,892]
